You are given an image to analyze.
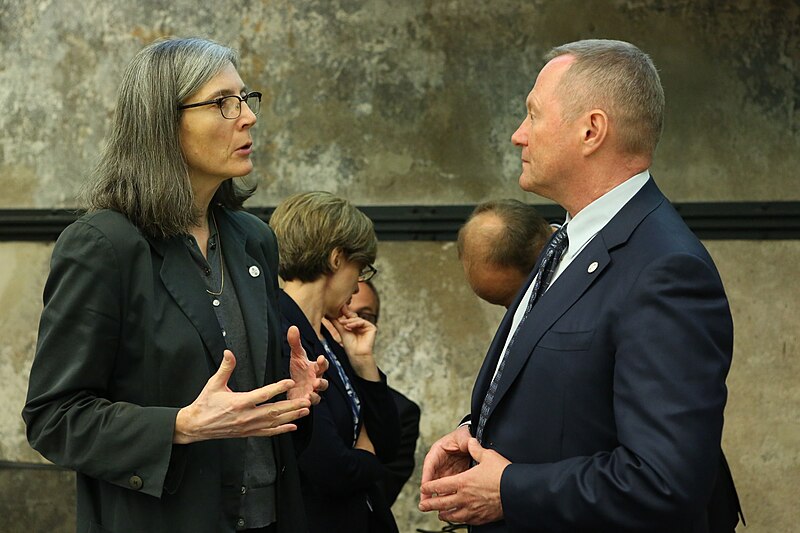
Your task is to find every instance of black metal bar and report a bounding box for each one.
[1,202,798,242]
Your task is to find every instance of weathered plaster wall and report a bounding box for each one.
[708,240,800,533]
[1,0,798,532]
[1,0,798,208]
[2,239,798,532]
[0,243,51,464]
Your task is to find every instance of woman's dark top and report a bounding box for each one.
[279,290,401,533]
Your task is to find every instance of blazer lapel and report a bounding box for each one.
[470,267,537,421]
[217,210,270,388]
[484,239,612,420]
[480,177,667,422]
[150,235,227,370]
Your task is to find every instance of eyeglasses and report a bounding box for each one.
[178,91,262,119]
[358,264,377,282]
[356,311,378,325]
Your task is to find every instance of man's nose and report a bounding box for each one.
[511,119,527,146]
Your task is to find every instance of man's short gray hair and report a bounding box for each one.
[546,39,665,156]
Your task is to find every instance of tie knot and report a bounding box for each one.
[549,223,569,256]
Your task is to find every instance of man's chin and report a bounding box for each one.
[518,174,539,193]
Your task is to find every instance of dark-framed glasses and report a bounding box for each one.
[356,311,378,325]
[178,91,262,119]
[358,264,377,282]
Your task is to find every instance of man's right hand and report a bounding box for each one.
[419,424,472,503]
[173,350,312,444]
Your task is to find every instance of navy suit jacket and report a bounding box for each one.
[470,179,734,532]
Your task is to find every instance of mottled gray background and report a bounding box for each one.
[1,0,798,532]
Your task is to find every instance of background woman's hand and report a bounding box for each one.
[354,423,375,454]
[331,305,380,381]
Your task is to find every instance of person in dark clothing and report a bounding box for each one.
[22,37,327,533]
[348,280,421,506]
[271,191,402,533]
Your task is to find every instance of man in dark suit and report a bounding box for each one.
[349,280,422,505]
[420,39,739,532]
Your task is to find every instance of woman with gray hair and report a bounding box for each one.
[271,191,401,533]
[22,38,326,533]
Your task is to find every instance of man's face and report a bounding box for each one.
[511,55,576,198]
[349,281,379,325]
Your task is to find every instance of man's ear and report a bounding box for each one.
[580,109,608,156]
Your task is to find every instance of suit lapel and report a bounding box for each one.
[478,177,667,423]
[470,268,537,421]
[150,235,227,370]
[485,239,611,420]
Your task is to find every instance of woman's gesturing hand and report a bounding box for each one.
[173,349,313,444]
[286,325,329,405]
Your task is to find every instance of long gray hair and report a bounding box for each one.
[85,37,255,238]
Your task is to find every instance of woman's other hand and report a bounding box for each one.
[354,423,375,454]
[286,325,328,405]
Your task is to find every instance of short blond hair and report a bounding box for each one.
[270,191,377,282]
[546,39,665,156]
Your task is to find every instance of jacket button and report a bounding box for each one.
[128,475,143,490]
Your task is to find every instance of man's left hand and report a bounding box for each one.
[419,438,511,525]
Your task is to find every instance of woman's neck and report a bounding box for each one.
[188,179,222,257]
[191,175,225,222]
[283,278,328,338]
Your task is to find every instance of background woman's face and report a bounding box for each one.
[179,62,257,187]
[324,257,362,319]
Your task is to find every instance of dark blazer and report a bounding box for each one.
[381,388,421,506]
[23,208,308,533]
[470,178,736,532]
[279,291,401,533]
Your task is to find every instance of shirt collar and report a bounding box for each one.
[562,170,650,261]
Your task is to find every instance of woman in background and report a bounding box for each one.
[271,191,401,533]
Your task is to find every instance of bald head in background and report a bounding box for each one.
[457,199,553,308]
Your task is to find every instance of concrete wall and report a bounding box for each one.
[1,0,798,532]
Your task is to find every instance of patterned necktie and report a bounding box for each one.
[475,224,569,443]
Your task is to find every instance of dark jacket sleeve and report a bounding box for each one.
[380,389,421,505]
[22,219,179,499]
[278,324,397,496]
